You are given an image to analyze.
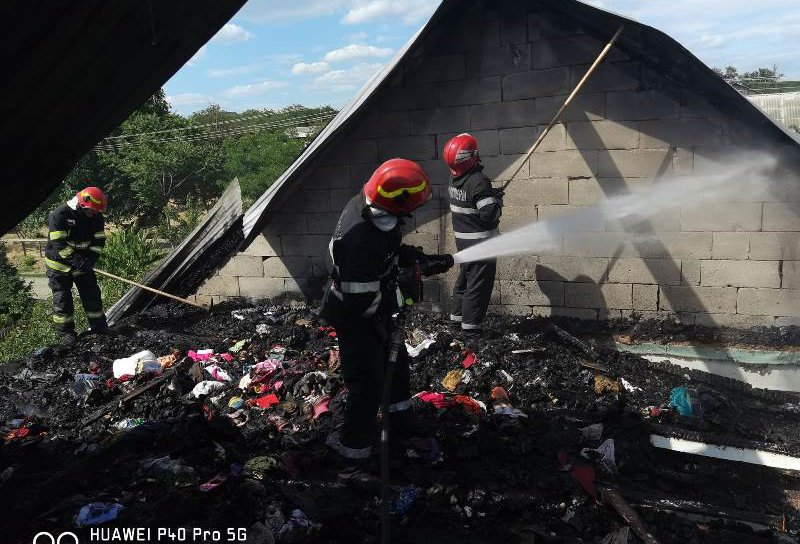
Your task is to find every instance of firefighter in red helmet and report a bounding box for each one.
[443,133,503,340]
[44,187,109,346]
[320,158,453,482]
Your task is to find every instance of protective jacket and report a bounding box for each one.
[320,192,422,323]
[45,198,106,274]
[448,164,502,250]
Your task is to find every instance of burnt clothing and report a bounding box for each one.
[451,259,496,332]
[448,164,502,251]
[45,199,107,331]
[320,192,423,460]
[48,269,107,332]
[448,164,501,331]
[45,200,106,275]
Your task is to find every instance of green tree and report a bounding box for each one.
[0,242,33,337]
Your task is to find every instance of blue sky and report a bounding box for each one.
[164,0,800,115]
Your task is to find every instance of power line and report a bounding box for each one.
[94,112,336,152]
[99,108,335,142]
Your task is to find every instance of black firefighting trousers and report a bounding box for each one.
[332,314,411,459]
[47,269,107,332]
[450,259,497,332]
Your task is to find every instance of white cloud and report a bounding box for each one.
[305,62,384,92]
[342,0,439,25]
[166,93,213,107]
[207,65,262,78]
[292,62,332,75]
[348,31,369,41]
[324,43,393,63]
[186,45,207,67]
[222,80,289,98]
[213,23,254,43]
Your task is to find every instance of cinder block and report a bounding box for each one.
[530,150,597,178]
[634,233,713,260]
[750,233,800,261]
[536,93,606,122]
[538,205,605,231]
[598,149,672,177]
[490,304,534,317]
[198,275,240,297]
[496,255,539,280]
[701,260,780,288]
[380,84,438,112]
[470,100,535,130]
[504,178,568,205]
[763,202,800,231]
[308,165,350,189]
[712,233,750,260]
[407,54,466,83]
[306,213,340,235]
[639,119,722,149]
[466,44,530,78]
[238,277,284,299]
[271,212,308,234]
[438,130,499,158]
[633,284,658,311]
[378,136,437,161]
[536,256,610,282]
[218,255,264,278]
[565,283,632,309]
[568,177,642,206]
[411,107,470,135]
[439,17,500,52]
[681,260,701,286]
[566,121,640,150]
[782,262,800,289]
[659,286,737,313]
[499,206,537,231]
[401,232,440,254]
[673,148,694,175]
[263,256,313,278]
[738,288,800,316]
[776,316,800,327]
[533,35,626,69]
[282,190,330,214]
[331,188,357,211]
[412,207,444,235]
[500,124,566,154]
[280,235,329,257]
[563,232,627,258]
[500,6,527,45]
[680,91,725,121]
[500,280,563,306]
[605,209,681,233]
[242,233,280,257]
[681,203,762,232]
[438,77,502,107]
[355,112,411,138]
[480,154,530,181]
[609,258,682,285]
[503,67,571,100]
[320,139,378,165]
[695,313,776,328]
[284,277,324,299]
[606,90,680,121]
[571,61,640,93]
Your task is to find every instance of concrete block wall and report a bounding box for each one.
[193,0,800,328]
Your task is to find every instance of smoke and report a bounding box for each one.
[454,151,782,264]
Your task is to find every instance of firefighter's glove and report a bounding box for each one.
[419,254,454,277]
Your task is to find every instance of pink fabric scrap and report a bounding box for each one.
[461,351,477,369]
[188,349,214,362]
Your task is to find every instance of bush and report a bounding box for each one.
[97,227,166,305]
[0,242,33,337]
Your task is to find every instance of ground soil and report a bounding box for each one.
[2,303,799,544]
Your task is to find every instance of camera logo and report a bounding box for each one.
[33,532,79,544]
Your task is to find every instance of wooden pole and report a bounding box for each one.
[502,26,625,190]
[94,267,209,310]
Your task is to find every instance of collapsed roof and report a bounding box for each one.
[0,0,246,235]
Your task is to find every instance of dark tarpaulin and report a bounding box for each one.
[106,179,243,324]
[0,0,246,235]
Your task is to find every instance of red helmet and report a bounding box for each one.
[443,133,479,177]
[76,186,108,213]
[363,158,431,216]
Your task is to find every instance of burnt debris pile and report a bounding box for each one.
[2,302,800,543]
